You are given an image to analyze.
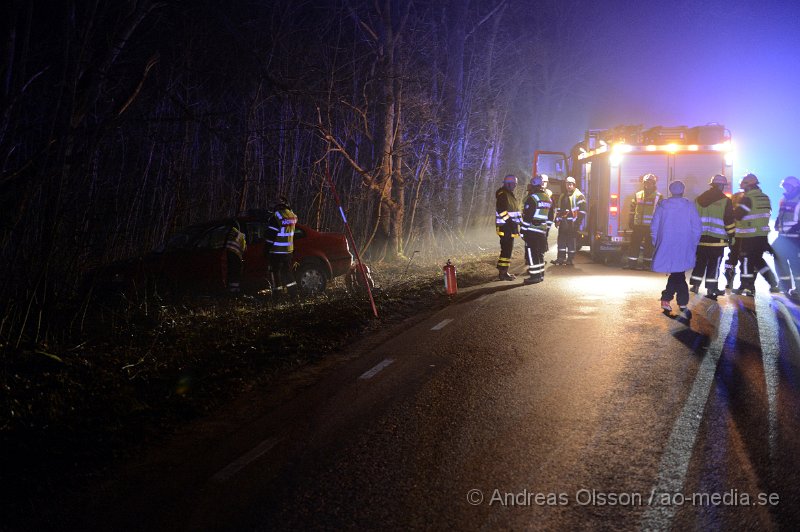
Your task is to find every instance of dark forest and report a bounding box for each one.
[0,0,598,346]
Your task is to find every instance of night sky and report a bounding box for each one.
[576,0,800,198]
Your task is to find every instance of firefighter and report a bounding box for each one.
[773,175,800,299]
[551,176,586,266]
[689,174,735,300]
[225,219,247,294]
[624,173,663,270]
[265,197,299,296]
[731,173,780,296]
[541,174,553,200]
[724,189,745,289]
[495,174,521,281]
[651,180,702,319]
[520,174,554,284]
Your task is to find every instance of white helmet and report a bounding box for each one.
[781,175,799,191]
[565,176,576,185]
[740,173,759,189]
[710,174,727,186]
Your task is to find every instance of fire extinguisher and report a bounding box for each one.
[443,259,457,296]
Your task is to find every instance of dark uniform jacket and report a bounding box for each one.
[495,187,521,237]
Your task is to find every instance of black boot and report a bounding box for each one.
[498,267,516,281]
[761,268,781,293]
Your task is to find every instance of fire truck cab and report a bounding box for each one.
[533,124,733,263]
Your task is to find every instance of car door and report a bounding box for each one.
[242,221,270,291]
[182,224,229,292]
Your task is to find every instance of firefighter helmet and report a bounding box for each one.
[530,174,544,187]
[565,176,576,185]
[740,173,759,188]
[541,174,549,185]
[274,196,291,210]
[503,174,518,185]
[781,175,800,191]
[642,173,658,183]
[710,174,727,186]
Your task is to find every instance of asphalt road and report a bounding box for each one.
[84,251,800,531]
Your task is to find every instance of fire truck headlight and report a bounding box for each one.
[609,153,623,167]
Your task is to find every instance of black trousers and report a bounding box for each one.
[523,231,548,279]
[497,234,515,270]
[627,224,654,265]
[226,251,243,292]
[773,235,800,291]
[723,238,741,288]
[738,236,773,290]
[557,221,577,261]
[690,245,725,289]
[268,253,296,294]
[662,272,690,307]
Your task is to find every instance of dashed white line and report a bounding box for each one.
[359,358,395,380]
[212,437,280,482]
[431,319,454,330]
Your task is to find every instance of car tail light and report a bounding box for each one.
[609,194,619,216]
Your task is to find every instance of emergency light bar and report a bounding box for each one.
[578,140,733,160]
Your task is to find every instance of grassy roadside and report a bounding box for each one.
[1,250,501,527]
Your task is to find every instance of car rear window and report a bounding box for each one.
[194,225,229,250]
[164,226,206,250]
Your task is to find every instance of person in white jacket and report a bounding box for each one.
[651,180,702,318]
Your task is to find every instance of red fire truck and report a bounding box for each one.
[533,124,733,263]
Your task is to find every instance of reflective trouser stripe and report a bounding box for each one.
[528,263,544,274]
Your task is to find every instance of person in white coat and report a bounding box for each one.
[651,180,702,318]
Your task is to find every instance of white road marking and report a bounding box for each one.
[359,358,395,380]
[431,319,454,331]
[755,295,780,465]
[211,437,280,482]
[477,294,490,302]
[641,304,734,529]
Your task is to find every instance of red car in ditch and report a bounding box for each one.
[95,213,354,296]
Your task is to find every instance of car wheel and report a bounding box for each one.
[297,262,327,294]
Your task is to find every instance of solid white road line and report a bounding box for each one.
[754,295,780,465]
[431,319,454,331]
[359,358,395,380]
[640,304,734,529]
[211,437,281,482]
